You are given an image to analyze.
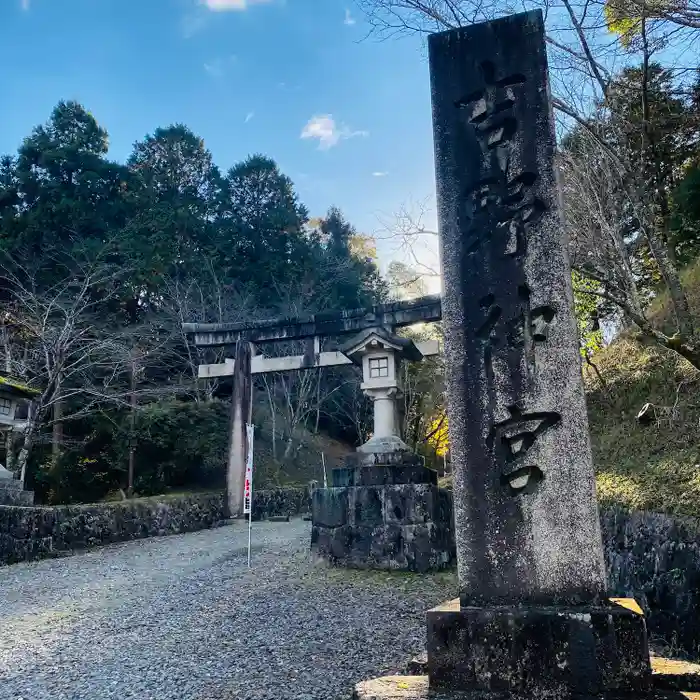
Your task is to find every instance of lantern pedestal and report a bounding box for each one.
[310,449,454,572]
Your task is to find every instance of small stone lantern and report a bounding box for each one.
[340,327,424,454]
[0,376,39,505]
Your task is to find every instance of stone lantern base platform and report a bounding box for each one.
[310,451,455,573]
[0,467,34,506]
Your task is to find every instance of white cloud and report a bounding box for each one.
[185,0,270,37]
[301,116,339,149]
[344,8,356,25]
[372,171,388,177]
[300,115,368,150]
[245,111,255,123]
[20,0,30,9]
[203,55,237,77]
[201,0,272,10]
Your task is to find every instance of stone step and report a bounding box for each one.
[354,656,700,699]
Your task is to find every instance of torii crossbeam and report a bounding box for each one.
[182,295,442,347]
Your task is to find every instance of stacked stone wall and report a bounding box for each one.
[0,488,311,566]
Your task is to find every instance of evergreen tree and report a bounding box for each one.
[0,101,391,502]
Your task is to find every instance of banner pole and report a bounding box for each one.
[247,506,252,568]
[244,422,255,568]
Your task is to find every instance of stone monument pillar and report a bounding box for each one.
[422,9,650,696]
[310,327,454,572]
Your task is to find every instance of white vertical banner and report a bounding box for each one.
[244,423,254,567]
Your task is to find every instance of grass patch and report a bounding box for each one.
[322,566,457,586]
[96,489,224,506]
[584,335,700,517]
[581,260,700,516]
[310,563,458,596]
[647,260,700,335]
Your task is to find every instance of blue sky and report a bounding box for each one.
[0,0,440,279]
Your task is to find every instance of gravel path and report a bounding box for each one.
[0,519,455,700]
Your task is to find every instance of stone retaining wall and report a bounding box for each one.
[0,492,229,565]
[0,488,311,567]
[252,487,310,521]
[602,507,700,658]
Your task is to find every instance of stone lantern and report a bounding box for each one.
[0,376,39,506]
[340,327,423,454]
[311,327,455,572]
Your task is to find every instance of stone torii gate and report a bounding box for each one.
[182,295,443,518]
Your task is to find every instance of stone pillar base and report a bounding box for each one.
[310,451,454,573]
[426,598,651,696]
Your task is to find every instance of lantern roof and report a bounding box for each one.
[339,327,423,365]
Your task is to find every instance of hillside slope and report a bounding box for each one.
[585,260,700,517]
[585,338,700,516]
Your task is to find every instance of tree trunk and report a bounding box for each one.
[584,350,607,388]
[664,335,700,371]
[609,223,644,318]
[5,430,14,473]
[264,377,277,461]
[17,405,36,489]
[283,437,294,460]
[411,405,423,448]
[314,369,322,434]
[1,324,11,374]
[52,398,63,466]
[51,369,63,467]
[646,218,695,341]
